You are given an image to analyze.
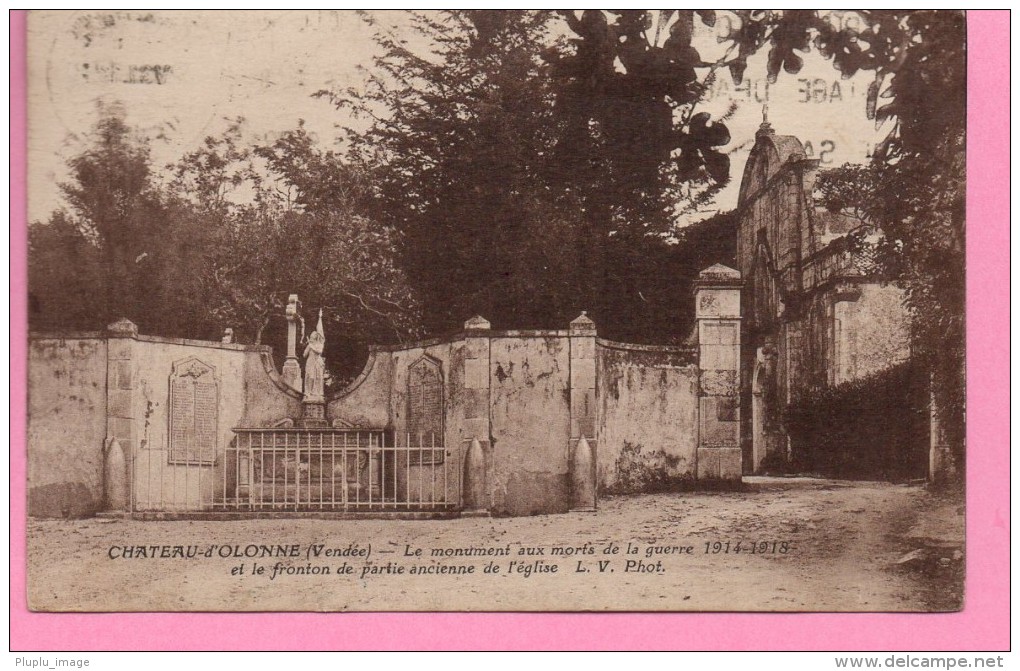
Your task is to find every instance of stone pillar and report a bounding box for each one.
[105,318,138,511]
[570,436,596,512]
[461,315,491,515]
[299,401,328,429]
[462,438,487,515]
[368,445,382,499]
[281,294,302,392]
[104,438,128,512]
[569,312,597,511]
[694,265,743,483]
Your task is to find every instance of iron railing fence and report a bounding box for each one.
[132,444,218,513]
[225,429,457,512]
[131,429,459,513]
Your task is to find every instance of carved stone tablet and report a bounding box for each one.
[169,357,217,464]
[407,355,443,463]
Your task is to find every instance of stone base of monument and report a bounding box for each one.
[252,481,361,504]
[281,357,302,392]
[298,400,328,428]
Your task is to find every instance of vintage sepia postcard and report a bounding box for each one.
[21,10,978,621]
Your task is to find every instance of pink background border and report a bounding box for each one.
[9,10,1009,651]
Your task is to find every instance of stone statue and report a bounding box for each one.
[303,309,326,402]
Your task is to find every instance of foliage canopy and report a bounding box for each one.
[30,10,966,433]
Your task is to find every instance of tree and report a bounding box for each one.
[865,13,966,472]
[31,111,420,383]
[559,10,967,467]
[329,12,963,342]
[803,12,966,471]
[179,123,421,380]
[551,10,734,230]
[61,106,163,323]
[602,211,737,344]
[29,105,181,332]
[207,204,421,349]
[30,106,238,339]
[28,210,103,330]
[325,11,593,332]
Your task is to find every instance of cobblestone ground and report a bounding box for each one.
[25,477,964,612]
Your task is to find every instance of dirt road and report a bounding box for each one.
[26,477,964,612]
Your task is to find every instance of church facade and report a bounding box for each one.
[734,120,911,473]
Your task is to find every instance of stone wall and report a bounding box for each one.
[123,335,250,511]
[329,349,395,430]
[839,283,911,382]
[27,325,311,515]
[787,281,912,400]
[381,338,465,506]
[240,350,303,429]
[596,341,698,493]
[28,280,746,518]
[489,334,572,515]
[27,335,108,517]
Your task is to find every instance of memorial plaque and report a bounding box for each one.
[407,356,443,463]
[168,358,217,464]
[169,377,194,456]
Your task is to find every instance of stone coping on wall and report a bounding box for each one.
[28,330,108,340]
[28,330,272,353]
[367,332,696,357]
[136,334,270,352]
[369,335,464,353]
[490,329,571,338]
[33,327,579,353]
[368,329,573,353]
[596,338,696,355]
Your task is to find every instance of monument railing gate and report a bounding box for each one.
[130,429,459,513]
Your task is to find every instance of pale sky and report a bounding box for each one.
[27,10,886,224]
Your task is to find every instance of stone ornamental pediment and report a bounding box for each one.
[463,315,491,330]
[106,317,139,337]
[699,264,742,282]
[173,357,216,380]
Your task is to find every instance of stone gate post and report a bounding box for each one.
[104,318,138,511]
[569,312,597,511]
[461,315,492,514]
[694,265,743,483]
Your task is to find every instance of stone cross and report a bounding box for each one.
[281,294,302,392]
